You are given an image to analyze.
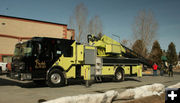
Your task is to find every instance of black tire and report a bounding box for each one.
[114,69,124,82]
[47,69,65,87]
[33,80,46,86]
[0,67,2,75]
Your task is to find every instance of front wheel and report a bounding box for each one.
[114,69,124,82]
[47,69,65,87]
[0,68,2,75]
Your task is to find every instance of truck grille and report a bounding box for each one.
[12,61,25,72]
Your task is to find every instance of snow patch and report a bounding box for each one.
[43,90,118,103]
[116,83,165,100]
[167,82,180,88]
[42,82,180,103]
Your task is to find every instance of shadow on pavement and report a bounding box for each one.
[124,77,141,82]
[0,76,142,88]
[0,76,87,88]
[0,76,47,88]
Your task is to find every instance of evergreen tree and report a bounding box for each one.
[132,39,147,57]
[162,50,166,56]
[167,42,178,64]
[161,50,167,61]
[149,40,162,64]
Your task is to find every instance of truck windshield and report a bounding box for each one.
[14,42,32,56]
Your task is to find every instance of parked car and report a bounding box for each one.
[0,62,8,74]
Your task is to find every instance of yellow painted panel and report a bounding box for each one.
[77,45,84,61]
[101,35,120,45]
[137,65,142,77]
[106,44,123,54]
[106,45,111,53]
[102,66,115,75]
[132,66,137,74]
[52,42,76,77]
[123,66,130,74]
[85,46,95,50]
[54,56,73,70]
[131,65,142,77]
[66,66,76,78]
[81,65,91,80]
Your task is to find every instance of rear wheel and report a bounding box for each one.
[114,69,124,82]
[47,69,65,87]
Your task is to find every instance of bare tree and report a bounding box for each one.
[69,16,75,29]
[88,16,103,38]
[132,9,158,57]
[132,39,148,57]
[70,3,88,43]
[121,39,132,48]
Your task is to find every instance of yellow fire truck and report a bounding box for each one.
[9,34,150,87]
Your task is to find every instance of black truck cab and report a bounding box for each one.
[10,37,74,81]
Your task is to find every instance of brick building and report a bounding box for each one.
[0,15,75,62]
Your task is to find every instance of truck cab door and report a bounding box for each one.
[53,42,76,78]
[32,42,47,79]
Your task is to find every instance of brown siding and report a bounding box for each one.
[0,55,2,62]
[0,17,65,38]
[0,37,18,54]
[0,16,74,56]
[67,29,75,40]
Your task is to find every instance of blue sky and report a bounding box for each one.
[0,0,179,53]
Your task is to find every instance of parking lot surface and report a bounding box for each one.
[0,72,180,103]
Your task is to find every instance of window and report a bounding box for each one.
[55,40,73,57]
[64,46,73,57]
[33,42,42,56]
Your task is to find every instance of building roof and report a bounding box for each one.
[67,29,75,31]
[0,15,67,26]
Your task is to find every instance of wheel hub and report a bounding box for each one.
[116,72,122,80]
[51,73,61,84]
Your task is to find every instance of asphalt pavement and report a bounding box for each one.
[0,72,180,103]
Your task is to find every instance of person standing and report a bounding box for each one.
[153,63,158,76]
[168,64,173,77]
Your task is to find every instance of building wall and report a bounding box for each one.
[0,37,18,54]
[67,29,75,40]
[0,17,66,38]
[0,15,75,62]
